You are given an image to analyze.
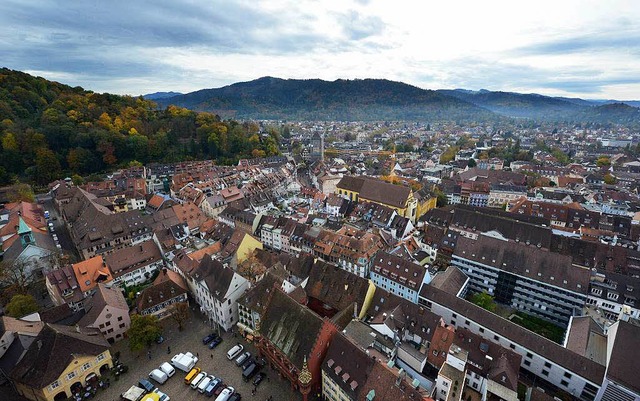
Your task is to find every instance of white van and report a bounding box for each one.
[190,371,207,389]
[197,375,213,393]
[215,386,234,401]
[159,362,175,377]
[149,368,168,384]
[226,344,243,360]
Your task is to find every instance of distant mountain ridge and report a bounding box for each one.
[153,77,640,124]
[143,91,183,100]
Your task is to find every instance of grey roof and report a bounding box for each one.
[606,320,640,393]
[193,257,235,302]
[322,332,375,399]
[454,235,590,295]
[429,266,469,296]
[10,324,109,389]
[419,285,605,384]
[261,289,324,369]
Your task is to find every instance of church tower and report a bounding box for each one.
[18,217,35,249]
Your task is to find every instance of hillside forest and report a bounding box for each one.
[0,68,281,187]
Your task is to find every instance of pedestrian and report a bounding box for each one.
[167,346,171,354]
[267,377,270,383]
[147,350,151,360]
[210,353,213,359]
[196,352,199,358]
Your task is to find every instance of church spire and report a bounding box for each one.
[298,356,312,387]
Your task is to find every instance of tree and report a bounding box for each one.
[467,158,477,168]
[0,259,33,295]
[127,314,162,351]
[469,291,497,312]
[6,294,39,318]
[71,174,84,186]
[604,174,617,185]
[596,156,611,167]
[168,302,190,331]
[34,148,62,184]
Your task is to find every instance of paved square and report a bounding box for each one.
[95,309,303,401]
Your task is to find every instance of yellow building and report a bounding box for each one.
[336,176,419,222]
[414,186,438,220]
[11,324,113,401]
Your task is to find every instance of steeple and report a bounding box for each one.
[298,356,312,387]
[18,217,35,249]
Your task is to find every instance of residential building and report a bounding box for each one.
[594,320,640,401]
[45,265,85,312]
[451,234,590,325]
[188,257,249,331]
[77,283,130,343]
[370,251,430,304]
[137,269,189,319]
[10,324,112,401]
[419,286,605,401]
[71,256,114,297]
[103,240,165,287]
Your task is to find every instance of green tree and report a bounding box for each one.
[440,146,459,164]
[597,156,611,167]
[604,173,617,185]
[467,158,477,168]
[6,294,39,318]
[127,314,162,352]
[469,291,497,312]
[34,148,61,184]
[71,174,84,186]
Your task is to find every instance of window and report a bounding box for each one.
[526,352,533,359]
[452,313,457,319]
[119,323,126,328]
[493,335,500,341]
[465,320,470,326]
[66,371,76,381]
[49,381,60,391]
[96,353,105,362]
[564,372,572,379]
[117,316,123,321]
[524,360,531,367]
[544,362,551,368]
[509,344,515,350]
[561,379,569,387]
[479,328,484,333]
[81,362,91,371]
[542,370,549,376]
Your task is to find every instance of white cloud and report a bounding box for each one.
[1,0,639,99]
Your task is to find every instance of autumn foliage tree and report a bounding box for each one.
[0,68,281,185]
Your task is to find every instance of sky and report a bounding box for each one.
[1,0,640,99]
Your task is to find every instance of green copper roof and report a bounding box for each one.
[17,217,31,234]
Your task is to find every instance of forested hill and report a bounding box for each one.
[155,77,496,122]
[0,68,281,186]
[156,77,640,125]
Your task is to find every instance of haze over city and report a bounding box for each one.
[1,0,639,99]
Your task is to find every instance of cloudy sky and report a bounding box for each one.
[2,0,639,99]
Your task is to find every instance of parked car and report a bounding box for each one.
[208,337,223,349]
[226,344,243,360]
[153,389,171,401]
[235,351,251,367]
[198,375,214,393]
[156,335,165,344]
[149,368,168,384]
[138,378,155,392]
[228,393,242,401]
[202,333,219,344]
[214,386,235,401]
[190,371,207,389]
[252,372,265,387]
[159,362,175,377]
[242,362,259,381]
[184,367,201,384]
[204,377,223,397]
[241,357,254,371]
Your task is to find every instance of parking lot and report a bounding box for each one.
[97,309,303,401]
